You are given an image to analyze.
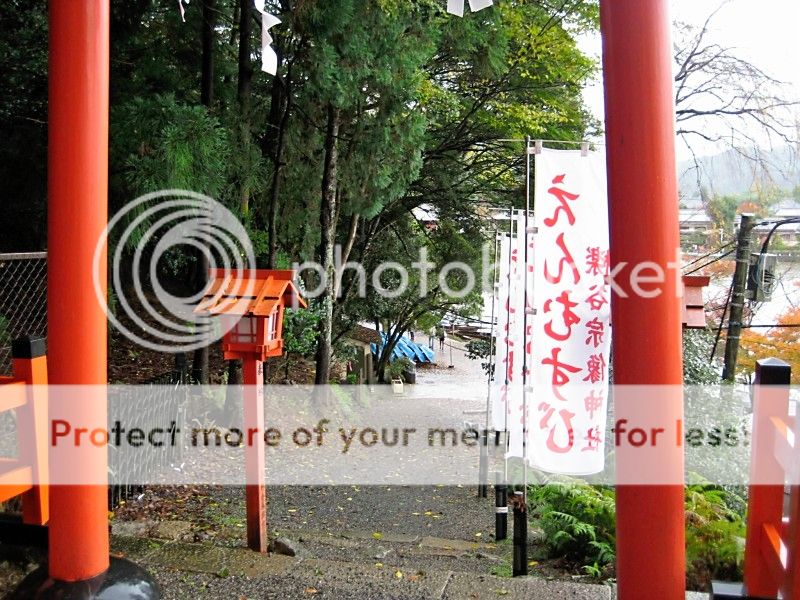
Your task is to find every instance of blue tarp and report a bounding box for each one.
[371,332,435,363]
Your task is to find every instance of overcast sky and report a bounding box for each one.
[579,0,800,160]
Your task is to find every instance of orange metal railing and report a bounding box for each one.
[0,336,48,525]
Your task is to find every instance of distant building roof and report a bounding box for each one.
[679,208,713,227]
[346,324,381,345]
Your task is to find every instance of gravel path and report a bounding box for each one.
[112,339,502,545]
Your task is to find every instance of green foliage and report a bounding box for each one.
[706,195,741,234]
[685,483,746,590]
[466,338,493,377]
[111,94,229,200]
[283,308,320,358]
[0,314,10,346]
[387,356,415,382]
[0,1,48,250]
[108,94,232,279]
[683,329,721,384]
[1,0,601,376]
[528,480,748,588]
[528,483,616,576]
[705,192,780,237]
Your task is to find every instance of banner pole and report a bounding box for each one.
[502,208,514,484]
[479,230,500,498]
[521,136,531,491]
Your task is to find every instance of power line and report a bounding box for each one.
[743,323,800,329]
[710,280,733,362]
[684,248,736,276]
[682,241,735,271]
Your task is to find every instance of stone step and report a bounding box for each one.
[110,534,616,600]
[114,521,514,578]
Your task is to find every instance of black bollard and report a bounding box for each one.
[495,471,507,540]
[478,429,489,498]
[512,491,528,576]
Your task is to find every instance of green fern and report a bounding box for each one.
[528,483,616,573]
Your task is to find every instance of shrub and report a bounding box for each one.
[685,483,746,590]
[387,356,414,382]
[528,483,616,577]
[528,480,747,587]
[465,339,493,377]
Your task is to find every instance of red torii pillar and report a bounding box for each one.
[46,0,111,584]
[14,2,158,596]
[600,1,685,599]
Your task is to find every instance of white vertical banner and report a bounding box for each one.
[505,212,532,458]
[529,149,611,475]
[490,232,511,430]
[490,224,522,438]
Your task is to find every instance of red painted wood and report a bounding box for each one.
[12,355,50,525]
[744,367,789,598]
[47,0,111,581]
[600,0,685,597]
[243,358,267,553]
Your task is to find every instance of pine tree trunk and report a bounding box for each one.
[200,0,215,106]
[237,0,253,215]
[314,104,340,385]
[222,359,243,427]
[192,0,216,384]
[264,64,291,269]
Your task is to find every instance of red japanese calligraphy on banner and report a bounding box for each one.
[527,148,611,475]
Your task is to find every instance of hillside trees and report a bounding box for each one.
[0,0,599,383]
[674,1,800,185]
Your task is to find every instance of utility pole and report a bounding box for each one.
[722,213,755,382]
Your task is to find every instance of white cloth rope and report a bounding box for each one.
[446,0,493,17]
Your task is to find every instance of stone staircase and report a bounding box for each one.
[109,528,616,600]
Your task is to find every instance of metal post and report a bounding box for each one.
[521,136,531,491]
[722,213,755,382]
[502,210,515,483]
[448,323,454,368]
[512,491,527,576]
[494,471,508,540]
[478,429,489,498]
[479,232,500,498]
[600,0,685,598]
